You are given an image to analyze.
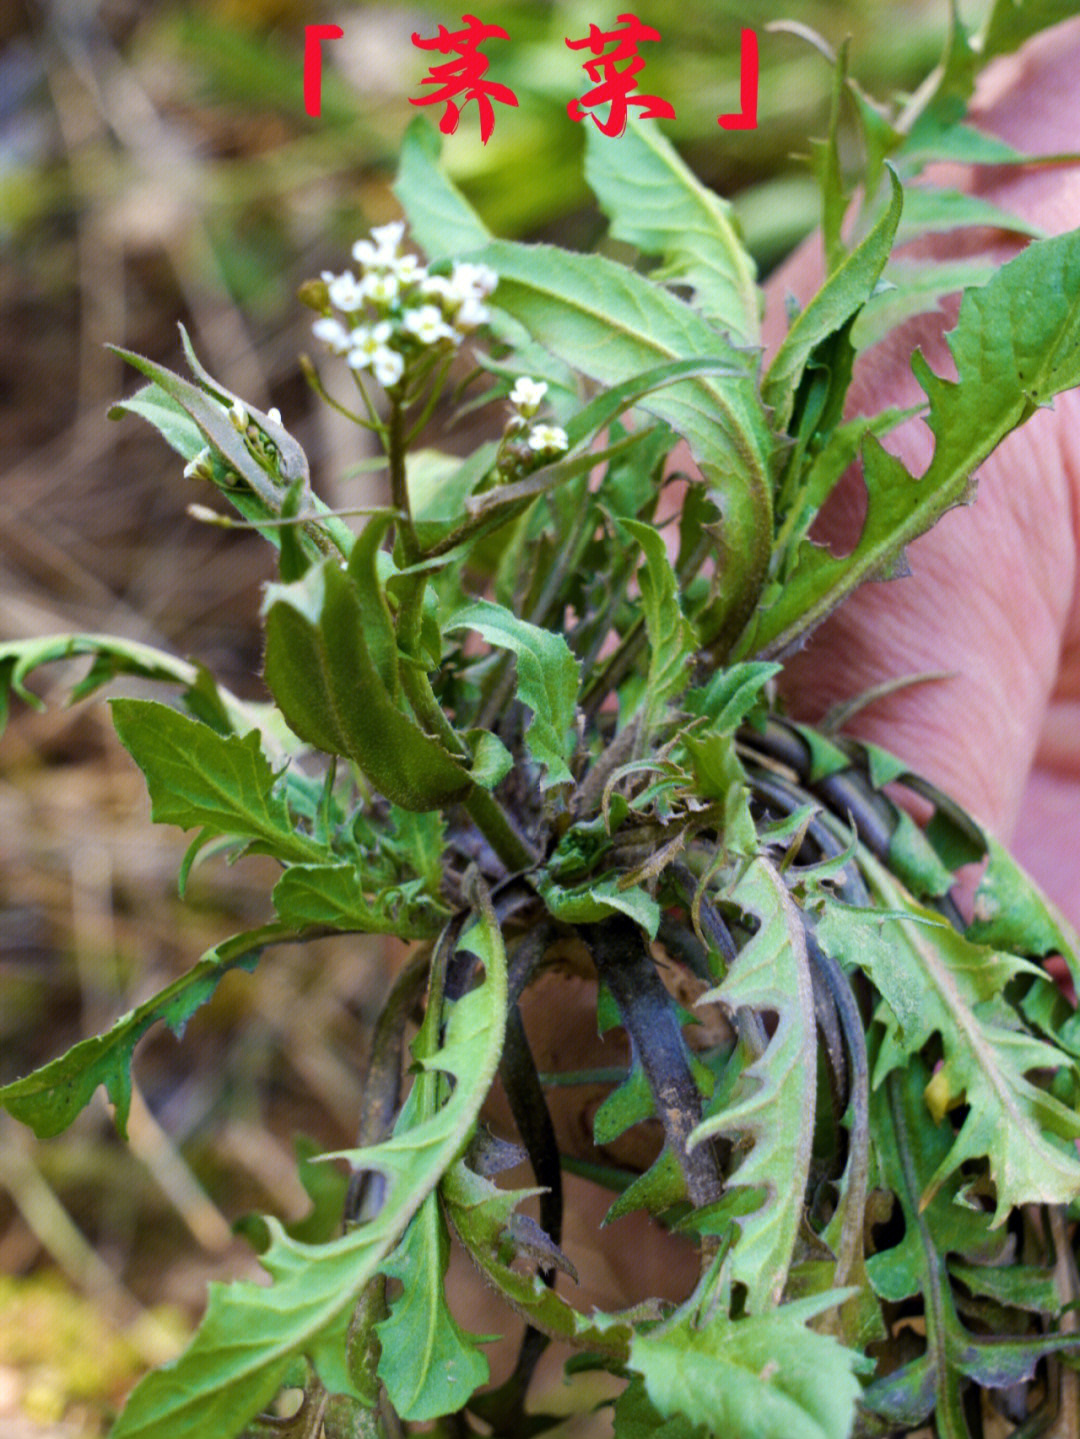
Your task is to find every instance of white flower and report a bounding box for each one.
[312,316,351,353]
[326,271,365,312]
[346,320,394,370]
[510,377,548,415]
[390,252,424,283]
[403,304,454,345]
[267,407,282,425]
[371,220,406,255]
[351,239,378,267]
[419,274,454,302]
[527,423,568,454]
[373,348,405,388]
[362,269,400,306]
[228,399,248,431]
[454,295,490,332]
[450,261,498,299]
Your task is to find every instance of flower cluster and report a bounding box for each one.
[496,377,569,480]
[310,221,497,392]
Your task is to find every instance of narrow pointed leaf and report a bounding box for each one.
[584,116,760,345]
[109,902,507,1439]
[0,927,280,1139]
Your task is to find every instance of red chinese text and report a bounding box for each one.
[566,13,674,137]
[717,28,758,130]
[303,24,344,117]
[410,14,519,145]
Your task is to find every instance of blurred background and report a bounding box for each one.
[0,1,946,1432]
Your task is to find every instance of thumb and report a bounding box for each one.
[762,19,1080,926]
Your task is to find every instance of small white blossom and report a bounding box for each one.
[228,400,248,431]
[419,274,454,302]
[267,407,282,425]
[403,304,454,345]
[390,252,424,283]
[184,446,213,480]
[371,220,406,255]
[510,377,548,415]
[351,239,379,267]
[527,423,569,454]
[362,269,400,306]
[373,348,405,387]
[454,295,490,332]
[450,261,498,299]
[346,321,394,370]
[326,271,366,312]
[312,317,352,353]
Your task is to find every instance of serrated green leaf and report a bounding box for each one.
[818,854,1080,1220]
[272,864,446,940]
[892,184,1045,248]
[392,118,491,264]
[764,168,902,434]
[850,259,996,352]
[109,698,324,863]
[535,873,661,940]
[584,116,759,345]
[263,560,473,811]
[622,520,697,734]
[742,227,1080,657]
[629,1292,861,1439]
[614,1376,709,1439]
[690,859,817,1311]
[441,1159,637,1358]
[376,1192,489,1420]
[109,899,507,1439]
[979,0,1080,61]
[468,238,775,655]
[446,599,579,787]
[967,834,1080,974]
[684,661,780,732]
[0,927,278,1139]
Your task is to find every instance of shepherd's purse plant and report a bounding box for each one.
[5,10,1080,1437]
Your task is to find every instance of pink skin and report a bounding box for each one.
[762,18,1080,934]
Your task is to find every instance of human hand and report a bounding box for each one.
[764,17,1080,934]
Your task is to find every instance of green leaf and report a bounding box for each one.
[690,859,817,1311]
[109,897,507,1439]
[584,116,760,345]
[0,633,278,743]
[892,183,1045,248]
[850,259,997,353]
[979,0,1080,62]
[629,1292,862,1439]
[392,118,491,264]
[446,599,580,787]
[108,381,205,460]
[272,865,446,940]
[764,168,902,434]
[441,1159,636,1359]
[863,1060,1080,1431]
[613,1376,709,1439]
[967,834,1080,968]
[347,513,401,701]
[683,661,780,732]
[0,927,278,1139]
[535,873,661,941]
[263,559,473,811]
[742,227,1080,657]
[109,698,324,863]
[622,520,697,735]
[469,238,775,655]
[376,1192,489,1420]
[817,853,1080,1220]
